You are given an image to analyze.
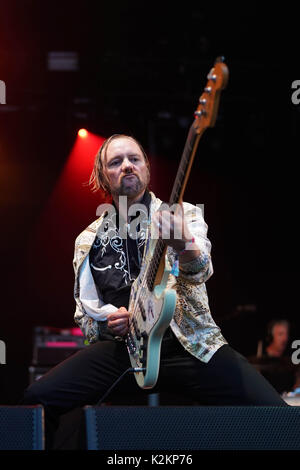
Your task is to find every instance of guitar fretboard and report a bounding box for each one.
[146,124,200,290]
[169,124,198,206]
[145,58,228,291]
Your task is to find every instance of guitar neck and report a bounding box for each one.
[149,123,203,289]
[169,124,203,205]
[147,57,228,289]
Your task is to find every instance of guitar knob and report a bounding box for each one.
[194,110,203,117]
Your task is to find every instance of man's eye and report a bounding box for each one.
[109,160,120,167]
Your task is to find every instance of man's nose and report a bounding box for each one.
[122,157,133,172]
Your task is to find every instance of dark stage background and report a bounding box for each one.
[0,1,299,404]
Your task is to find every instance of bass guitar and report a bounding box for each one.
[126,57,229,388]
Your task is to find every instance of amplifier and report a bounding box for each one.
[31,325,86,366]
[0,405,44,450]
[84,405,300,450]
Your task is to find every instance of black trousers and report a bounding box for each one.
[23,330,287,448]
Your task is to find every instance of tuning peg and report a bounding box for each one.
[207,72,217,82]
[204,86,212,93]
[194,109,207,118]
[194,110,203,117]
[199,98,207,105]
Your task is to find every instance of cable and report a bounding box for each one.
[95,367,145,406]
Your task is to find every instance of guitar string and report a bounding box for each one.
[128,117,197,348]
[128,132,191,358]
[129,166,188,354]
[129,224,166,355]
[130,142,193,344]
[127,70,222,368]
[130,238,166,355]
[128,223,154,348]
[130,139,193,335]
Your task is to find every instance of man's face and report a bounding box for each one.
[103,137,150,199]
[272,324,289,350]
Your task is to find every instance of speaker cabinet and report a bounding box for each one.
[0,405,44,450]
[84,405,300,450]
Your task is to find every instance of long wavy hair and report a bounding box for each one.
[89,134,150,195]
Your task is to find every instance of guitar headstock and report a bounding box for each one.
[193,56,229,133]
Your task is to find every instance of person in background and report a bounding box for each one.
[254,319,294,394]
[265,320,290,358]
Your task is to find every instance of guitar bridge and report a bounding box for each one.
[126,330,137,354]
[139,331,148,369]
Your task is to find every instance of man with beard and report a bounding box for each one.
[23,134,287,449]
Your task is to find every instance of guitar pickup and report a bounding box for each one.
[132,317,141,340]
[138,298,146,321]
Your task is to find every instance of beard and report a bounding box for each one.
[114,172,149,197]
[120,175,142,195]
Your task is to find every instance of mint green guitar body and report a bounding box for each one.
[126,238,177,389]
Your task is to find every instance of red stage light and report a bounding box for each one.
[78,128,88,138]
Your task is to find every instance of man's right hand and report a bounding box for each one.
[107,307,130,336]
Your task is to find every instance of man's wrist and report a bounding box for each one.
[179,252,210,273]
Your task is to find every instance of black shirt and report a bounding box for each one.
[89,191,151,310]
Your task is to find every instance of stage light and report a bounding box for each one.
[78,128,88,138]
